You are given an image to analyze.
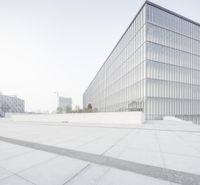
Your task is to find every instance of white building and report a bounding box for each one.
[58,97,72,112]
[83,1,200,124]
[0,95,25,117]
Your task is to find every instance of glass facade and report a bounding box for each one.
[83,1,200,123]
[0,95,25,117]
[145,4,200,123]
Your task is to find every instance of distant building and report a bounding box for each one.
[58,97,72,113]
[0,95,25,117]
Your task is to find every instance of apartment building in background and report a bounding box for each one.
[58,96,72,112]
[83,1,200,123]
[0,94,25,117]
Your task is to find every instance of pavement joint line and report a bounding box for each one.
[0,173,36,185]
[0,136,200,185]
[1,121,200,133]
[0,149,34,162]
[72,130,116,150]
[62,164,91,185]
[101,131,131,155]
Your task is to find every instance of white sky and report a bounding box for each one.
[0,0,199,112]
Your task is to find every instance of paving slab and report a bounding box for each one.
[0,119,200,185]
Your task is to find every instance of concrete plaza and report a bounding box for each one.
[0,118,200,185]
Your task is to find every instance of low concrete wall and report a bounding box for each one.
[6,112,144,124]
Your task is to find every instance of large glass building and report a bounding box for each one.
[83,1,200,123]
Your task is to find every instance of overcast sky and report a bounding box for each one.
[0,0,199,112]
